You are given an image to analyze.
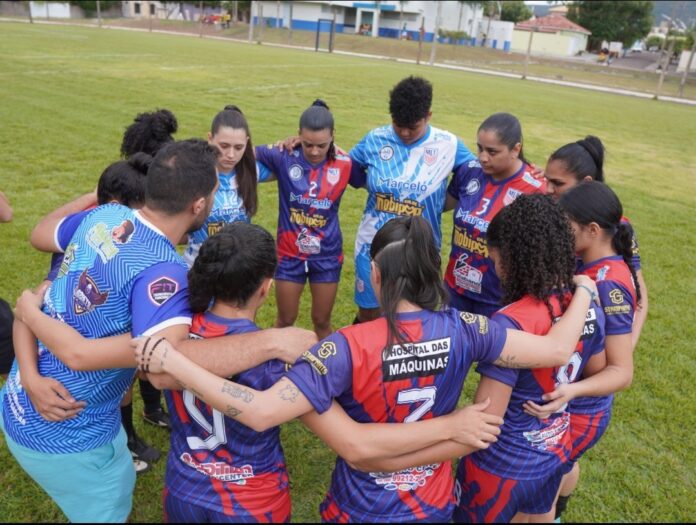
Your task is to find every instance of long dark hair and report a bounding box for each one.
[210,105,258,217]
[559,181,641,304]
[549,135,605,182]
[488,194,576,320]
[478,112,528,164]
[121,109,177,158]
[370,216,448,348]
[188,222,277,312]
[299,99,336,162]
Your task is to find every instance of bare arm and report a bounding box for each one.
[30,191,97,252]
[444,193,458,212]
[0,191,12,222]
[631,270,648,350]
[493,277,596,369]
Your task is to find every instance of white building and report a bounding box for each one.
[255,1,484,42]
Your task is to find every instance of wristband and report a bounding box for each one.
[577,284,597,301]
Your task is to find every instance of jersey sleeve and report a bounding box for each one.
[448,164,467,199]
[456,311,508,364]
[130,262,192,337]
[284,332,353,414]
[598,280,634,336]
[45,253,64,282]
[348,136,369,189]
[475,314,520,386]
[254,145,284,176]
[55,210,91,252]
[453,138,477,170]
[255,160,273,183]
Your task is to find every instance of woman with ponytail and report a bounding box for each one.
[184,105,271,266]
[255,100,351,339]
[132,216,599,523]
[444,112,546,318]
[544,135,648,351]
[525,181,640,521]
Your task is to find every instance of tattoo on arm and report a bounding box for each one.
[278,383,299,403]
[493,354,541,369]
[224,405,242,418]
[160,346,169,371]
[221,382,254,403]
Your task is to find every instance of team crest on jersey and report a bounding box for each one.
[465,179,481,195]
[326,167,340,186]
[148,277,179,306]
[503,188,523,206]
[423,147,438,166]
[453,254,483,294]
[296,228,321,255]
[73,269,109,315]
[289,164,303,181]
[596,265,610,281]
[370,464,439,491]
[379,145,394,161]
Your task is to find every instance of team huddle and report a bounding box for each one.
[0,76,647,523]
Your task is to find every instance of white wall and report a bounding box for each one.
[677,49,696,72]
[30,1,71,18]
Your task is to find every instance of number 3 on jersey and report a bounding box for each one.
[183,390,228,450]
[397,386,437,423]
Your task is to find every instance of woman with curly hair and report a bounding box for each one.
[120,108,178,158]
[444,113,546,318]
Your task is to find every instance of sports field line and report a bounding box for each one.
[2,17,695,107]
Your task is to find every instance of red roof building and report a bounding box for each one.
[515,14,591,36]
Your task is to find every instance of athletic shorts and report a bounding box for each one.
[453,456,564,523]
[0,298,14,375]
[163,486,291,523]
[354,248,379,309]
[446,285,500,318]
[561,409,612,474]
[275,255,342,284]
[1,412,135,523]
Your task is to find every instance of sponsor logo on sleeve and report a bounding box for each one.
[382,337,451,381]
[604,288,631,316]
[301,351,329,375]
[379,145,394,161]
[148,277,179,306]
[73,269,109,314]
[522,172,543,188]
[609,288,625,304]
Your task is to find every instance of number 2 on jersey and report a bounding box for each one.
[397,386,437,423]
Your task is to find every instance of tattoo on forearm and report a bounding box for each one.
[494,355,541,369]
[160,346,169,370]
[278,383,299,403]
[221,382,254,403]
[224,405,242,418]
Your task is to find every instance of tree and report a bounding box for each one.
[567,1,654,48]
[500,1,532,24]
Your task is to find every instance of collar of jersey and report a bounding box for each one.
[203,311,258,331]
[577,254,623,273]
[218,168,236,178]
[392,309,427,320]
[133,210,170,244]
[487,161,528,186]
[391,124,432,149]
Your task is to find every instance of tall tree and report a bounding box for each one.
[567,1,654,48]
[500,1,532,24]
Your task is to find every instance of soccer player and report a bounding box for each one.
[4,141,316,523]
[452,195,606,523]
[523,181,640,521]
[349,76,477,323]
[544,135,647,351]
[131,216,598,523]
[183,105,271,267]
[256,100,351,339]
[120,108,178,158]
[0,190,13,380]
[444,113,546,317]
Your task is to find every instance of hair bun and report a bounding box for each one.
[224,104,243,114]
[153,109,178,133]
[127,152,153,175]
[311,99,329,110]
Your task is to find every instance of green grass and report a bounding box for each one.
[0,21,694,522]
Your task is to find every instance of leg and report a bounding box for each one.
[274,280,305,328]
[140,378,170,430]
[354,248,380,323]
[309,281,339,339]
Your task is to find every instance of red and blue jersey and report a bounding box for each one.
[445,161,546,310]
[470,294,605,480]
[255,145,350,262]
[164,313,291,523]
[570,255,636,415]
[285,308,507,523]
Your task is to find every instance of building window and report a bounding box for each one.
[150,3,155,16]
[134,2,141,15]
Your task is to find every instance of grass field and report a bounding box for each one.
[0,21,695,522]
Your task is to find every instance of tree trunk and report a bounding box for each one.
[429,1,443,65]
[96,0,102,28]
[198,1,204,38]
[457,2,463,33]
[678,41,695,98]
[288,2,293,43]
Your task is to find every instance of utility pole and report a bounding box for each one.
[429,1,442,66]
[232,0,238,24]
[248,1,255,43]
[656,38,675,98]
[149,0,153,32]
[257,1,264,42]
[678,40,696,98]
[96,0,102,27]
[198,0,204,37]
[417,16,424,64]
[288,1,293,43]
[522,27,536,79]
[276,0,281,29]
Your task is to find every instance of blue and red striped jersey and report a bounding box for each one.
[445,161,546,308]
[570,255,636,415]
[255,145,350,262]
[471,294,605,480]
[164,312,291,522]
[285,308,507,523]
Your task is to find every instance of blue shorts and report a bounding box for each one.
[354,247,379,309]
[446,285,501,318]
[275,255,342,284]
[1,412,135,523]
[453,456,564,522]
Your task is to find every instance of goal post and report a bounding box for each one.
[315,18,336,53]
